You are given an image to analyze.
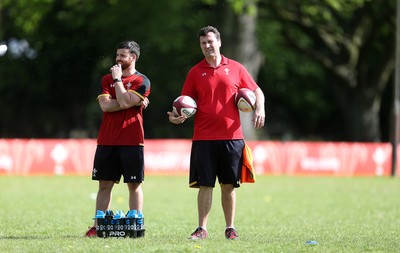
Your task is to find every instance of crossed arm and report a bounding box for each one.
[98,93,149,112]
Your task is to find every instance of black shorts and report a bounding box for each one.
[189,140,244,188]
[92,145,144,183]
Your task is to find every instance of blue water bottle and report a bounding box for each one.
[125,210,138,238]
[136,211,145,237]
[112,210,125,237]
[105,210,114,237]
[95,210,106,237]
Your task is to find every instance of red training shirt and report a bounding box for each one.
[96,72,151,146]
[181,55,259,141]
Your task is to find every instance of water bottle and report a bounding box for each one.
[136,211,145,237]
[105,210,114,237]
[95,210,106,237]
[112,210,125,237]
[125,210,138,238]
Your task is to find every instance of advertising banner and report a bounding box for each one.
[0,139,395,176]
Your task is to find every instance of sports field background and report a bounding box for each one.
[0,175,399,253]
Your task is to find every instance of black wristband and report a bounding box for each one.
[113,78,122,83]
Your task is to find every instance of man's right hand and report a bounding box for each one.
[167,111,187,124]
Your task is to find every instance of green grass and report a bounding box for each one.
[0,175,399,253]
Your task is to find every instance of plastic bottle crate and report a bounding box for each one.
[95,210,145,238]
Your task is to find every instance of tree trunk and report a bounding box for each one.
[216,0,264,140]
[236,14,264,140]
[330,77,383,141]
[263,0,396,141]
[341,90,382,141]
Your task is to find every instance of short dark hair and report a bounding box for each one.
[117,41,140,60]
[197,26,221,41]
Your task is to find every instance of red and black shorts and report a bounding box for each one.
[189,140,244,188]
[92,145,144,183]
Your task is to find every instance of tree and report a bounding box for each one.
[199,0,265,140]
[0,0,205,138]
[1,0,395,142]
[260,0,396,141]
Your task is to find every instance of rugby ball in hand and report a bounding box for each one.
[235,88,256,112]
[172,95,197,118]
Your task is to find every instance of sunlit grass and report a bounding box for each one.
[0,175,399,252]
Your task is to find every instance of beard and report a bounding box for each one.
[117,61,131,70]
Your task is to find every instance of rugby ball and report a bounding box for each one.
[235,88,256,112]
[172,95,197,118]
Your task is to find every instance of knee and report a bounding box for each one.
[98,181,114,192]
[128,182,141,192]
[221,184,234,194]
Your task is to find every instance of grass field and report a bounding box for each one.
[0,175,399,253]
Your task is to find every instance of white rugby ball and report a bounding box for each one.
[172,95,197,118]
[235,88,256,112]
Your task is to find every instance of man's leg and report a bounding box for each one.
[221,184,240,239]
[221,184,235,228]
[198,186,213,228]
[127,182,143,211]
[93,180,114,226]
[189,186,213,239]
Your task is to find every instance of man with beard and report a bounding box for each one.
[85,41,151,237]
